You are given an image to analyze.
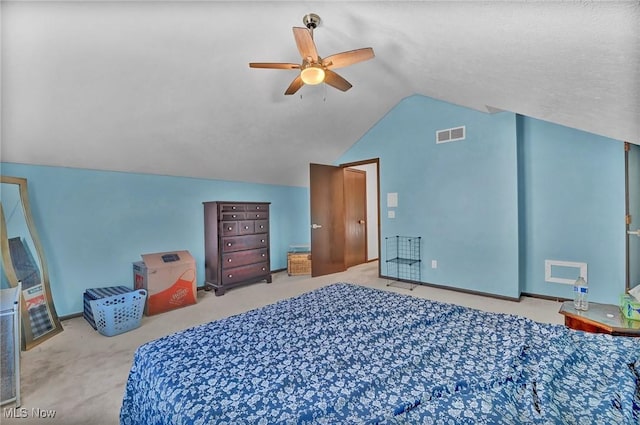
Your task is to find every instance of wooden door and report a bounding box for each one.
[344,168,367,268]
[310,163,346,277]
[627,143,640,290]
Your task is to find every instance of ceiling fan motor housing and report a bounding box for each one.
[303,13,321,29]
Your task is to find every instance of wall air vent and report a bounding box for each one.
[436,126,466,144]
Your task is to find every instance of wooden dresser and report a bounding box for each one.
[203,201,272,296]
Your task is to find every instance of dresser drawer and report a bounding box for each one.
[221,262,270,284]
[221,211,245,221]
[221,221,238,236]
[220,220,255,235]
[222,248,268,269]
[255,220,269,234]
[220,204,245,212]
[221,234,268,252]
[246,210,269,220]
[246,204,269,212]
[238,220,254,234]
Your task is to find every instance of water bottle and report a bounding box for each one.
[573,276,588,311]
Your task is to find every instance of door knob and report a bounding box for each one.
[311,224,323,229]
[628,229,640,236]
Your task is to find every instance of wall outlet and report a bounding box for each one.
[431,260,437,269]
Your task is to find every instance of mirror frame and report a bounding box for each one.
[1,176,62,349]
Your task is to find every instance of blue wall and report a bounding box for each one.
[339,95,521,298]
[0,163,310,316]
[518,116,626,304]
[338,94,628,303]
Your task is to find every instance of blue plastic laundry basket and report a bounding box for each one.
[89,289,147,337]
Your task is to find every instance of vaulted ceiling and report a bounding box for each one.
[2,1,638,187]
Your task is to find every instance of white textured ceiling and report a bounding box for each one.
[2,1,639,187]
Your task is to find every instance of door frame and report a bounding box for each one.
[339,158,382,277]
[625,141,640,291]
[626,142,630,291]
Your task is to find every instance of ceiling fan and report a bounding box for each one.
[249,13,375,95]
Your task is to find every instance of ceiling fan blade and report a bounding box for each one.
[249,63,300,70]
[293,27,319,62]
[284,75,304,95]
[322,48,375,69]
[324,70,352,92]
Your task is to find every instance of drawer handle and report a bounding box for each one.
[256,214,260,218]
[228,274,233,278]
[232,206,236,210]
[244,226,249,230]
[262,267,266,271]
[259,225,264,229]
[228,226,232,231]
[261,239,265,243]
[227,259,232,262]
[261,253,266,257]
[227,243,232,247]
[232,214,237,218]
[256,206,260,210]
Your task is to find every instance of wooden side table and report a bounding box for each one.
[559,301,640,337]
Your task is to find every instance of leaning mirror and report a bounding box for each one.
[1,176,62,349]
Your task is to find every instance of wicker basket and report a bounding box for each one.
[288,252,311,276]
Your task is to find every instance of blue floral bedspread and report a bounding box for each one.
[120,283,640,424]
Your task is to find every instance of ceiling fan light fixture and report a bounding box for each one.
[300,65,325,85]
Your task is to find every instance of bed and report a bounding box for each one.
[120,283,640,424]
